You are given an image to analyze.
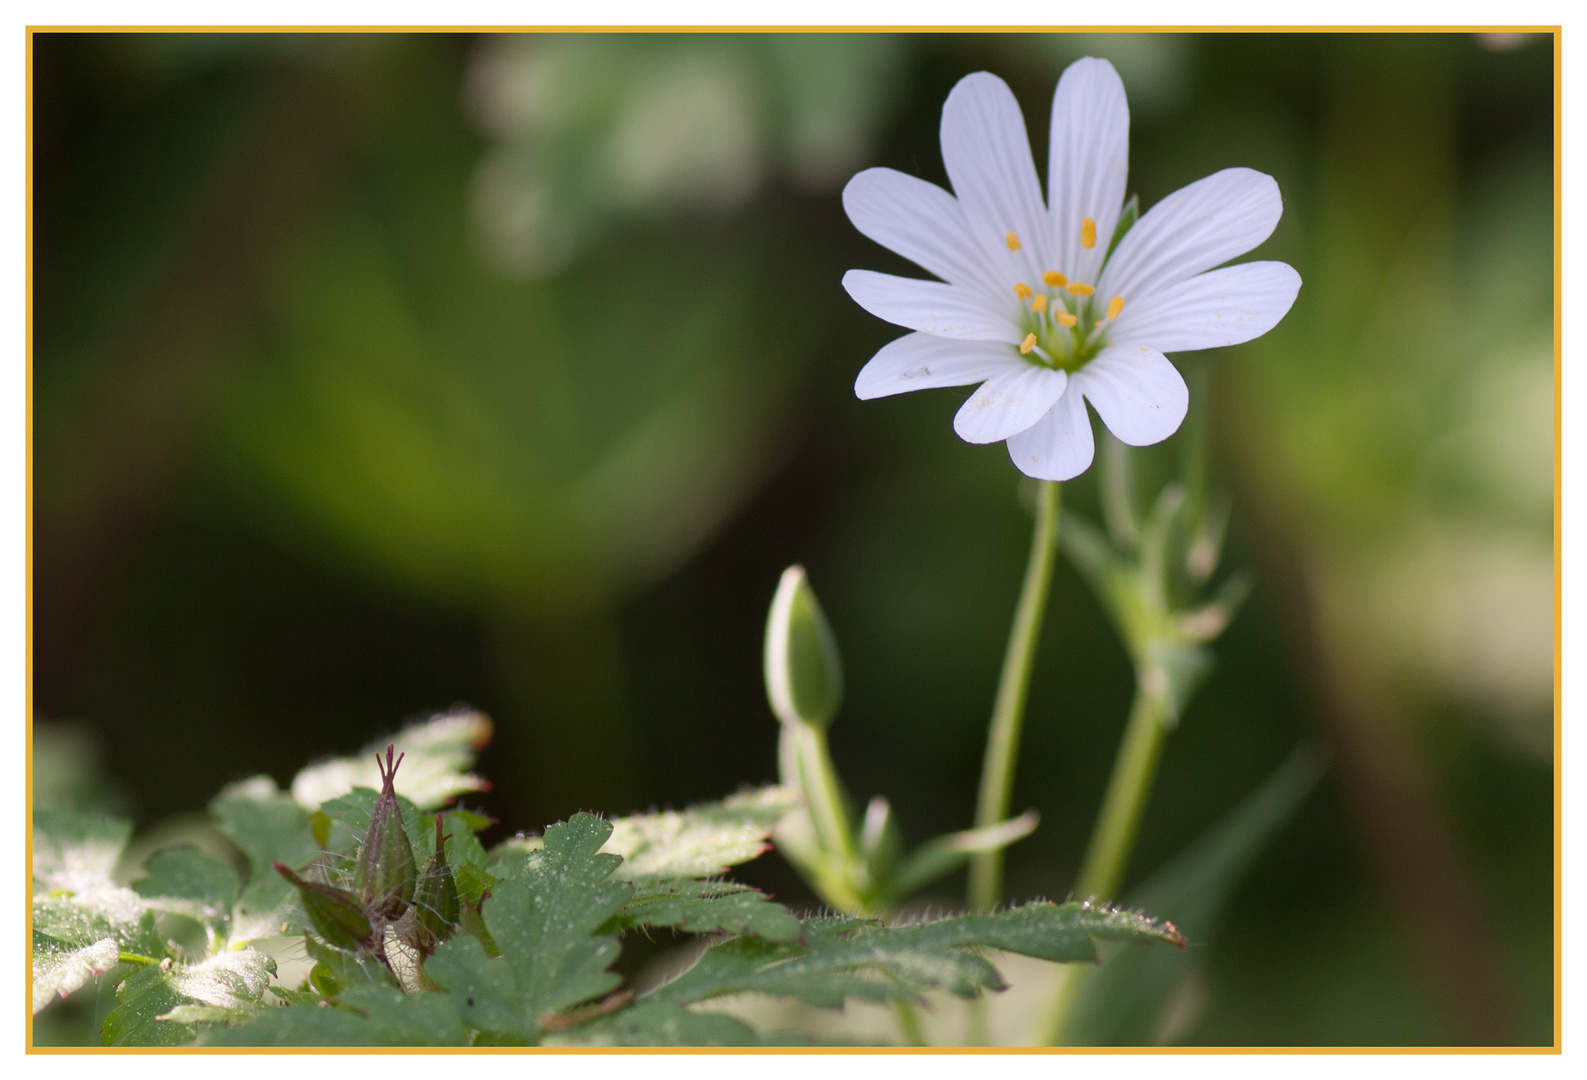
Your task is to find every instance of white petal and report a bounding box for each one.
[1072,345,1189,447]
[842,168,1005,302]
[1099,168,1283,305]
[940,72,1051,280]
[855,332,1024,400]
[1048,57,1130,286]
[1109,261,1301,353]
[842,270,1020,341]
[1006,383,1095,481]
[953,364,1069,444]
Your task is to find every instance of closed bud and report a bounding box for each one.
[763,565,844,730]
[355,746,418,919]
[274,862,373,950]
[408,816,460,955]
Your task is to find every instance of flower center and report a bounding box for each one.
[1003,222,1123,373]
[1011,274,1124,373]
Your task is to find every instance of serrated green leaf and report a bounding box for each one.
[204,984,470,1046]
[614,878,801,943]
[423,934,522,1035]
[651,902,1184,1010]
[302,935,398,992]
[289,709,492,811]
[602,786,799,879]
[102,948,276,1046]
[487,813,631,1032]
[133,845,241,936]
[544,999,763,1047]
[210,777,319,946]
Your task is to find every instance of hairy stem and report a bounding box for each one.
[968,480,1062,912]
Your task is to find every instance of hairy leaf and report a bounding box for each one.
[102,948,276,1046]
[205,984,470,1046]
[544,1000,763,1047]
[133,845,241,936]
[209,777,319,946]
[290,708,492,811]
[427,813,632,1041]
[614,878,801,943]
[652,903,1184,1009]
[31,933,121,1014]
[601,786,799,879]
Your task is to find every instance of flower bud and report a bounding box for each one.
[273,862,373,951]
[763,565,844,730]
[408,816,460,955]
[354,746,417,919]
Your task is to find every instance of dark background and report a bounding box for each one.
[30,32,1555,1045]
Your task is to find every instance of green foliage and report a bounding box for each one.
[290,709,492,811]
[204,984,470,1047]
[614,878,801,943]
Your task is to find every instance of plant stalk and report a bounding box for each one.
[967,480,1061,912]
[1036,682,1170,1045]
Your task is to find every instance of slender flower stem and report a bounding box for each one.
[1035,683,1170,1045]
[968,480,1062,912]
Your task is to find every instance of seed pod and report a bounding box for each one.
[274,862,373,950]
[408,816,460,955]
[354,746,417,919]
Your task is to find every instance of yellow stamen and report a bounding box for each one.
[1005,232,1021,252]
[1031,295,1048,314]
[1107,295,1125,321]
[1065,282,1095,297]
[1056,312,1078,328]
[1013,282,1033,301]
[1020,333,1038,355]
[1081,216,1097,249]
[1042,270,1067,287]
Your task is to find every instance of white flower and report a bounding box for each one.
[841,59,1301,480]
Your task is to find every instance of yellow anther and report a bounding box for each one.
[1031,295,1048,314]
[1014,282,1033,301]
[1020,333,1038,355]
[1005,232,1021,251]
[1081,216,1097,249]
[1056,312,1078,328]
[1065,282,1095,297]
[1042,271,1067,287]
[1107,295,1125,321]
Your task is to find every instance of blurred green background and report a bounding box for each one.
[30,31,1554,1046]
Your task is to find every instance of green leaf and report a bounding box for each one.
[204,984,470,1046]
[544,1000,764,1047]
[428,812,631,1041]
[209,777,319,946]
[601,785,799,880]
[651,902,1184,1010]
[31,807,163,1014]
[885,809,1040,904]
[613,878,801,943]
[303,934,399,992]
[31,933,122,1015]
[1062,745,1327,1046]
[101,948,277,1046]
[133,845,241,936]
[290,708,492,811]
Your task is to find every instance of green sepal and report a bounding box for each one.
[354,746,418,919]
[273,863,373,950]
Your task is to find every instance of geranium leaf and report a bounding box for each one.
[209,777,319,946]
[289,708,492,811]
[204,984,470,1046]
[613,878,801,943]
[600,785,799,880]
[101,948,276,1046]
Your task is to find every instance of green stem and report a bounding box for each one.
[893,999,929,1046]
[968,480,1062,912]
[797,725,854,864]
[1036,683,1170,1045]
[118,951,159,966]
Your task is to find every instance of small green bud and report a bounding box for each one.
[354,746,417,920]
[407,816,460,956]
[273,862,373,950]
[763,565,844,729]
